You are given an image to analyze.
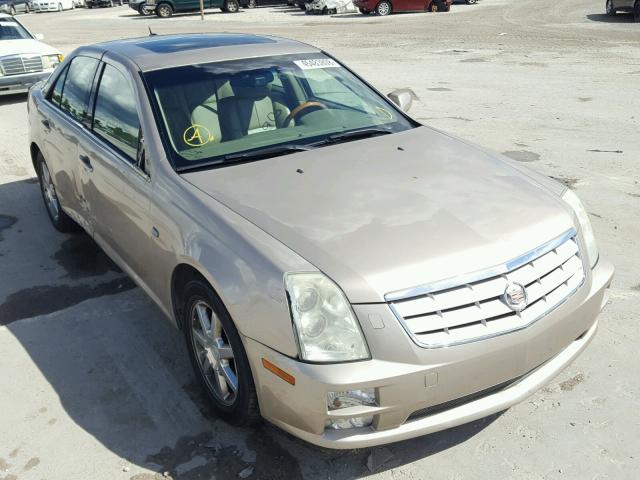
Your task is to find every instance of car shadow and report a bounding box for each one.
[1,176,502,478]
[0,93,28,106]
[586,12,635,22]
[124,9,249,18]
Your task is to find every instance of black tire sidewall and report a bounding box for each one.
[182,280,259,425]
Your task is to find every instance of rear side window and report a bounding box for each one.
[59,56,99,123]
[92,64,140,162]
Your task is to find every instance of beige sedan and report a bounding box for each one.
[27,34,613,448]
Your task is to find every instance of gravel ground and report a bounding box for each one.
[1,1,639,479]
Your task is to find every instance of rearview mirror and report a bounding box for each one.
[35,33,45,41]
[387,88,418,112]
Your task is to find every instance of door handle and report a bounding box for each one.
[79,154,93,172]
[41,119,51,130]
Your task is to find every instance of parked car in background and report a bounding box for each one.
[0,0,32,15]
[0,13,62,94]
[87,0,123,7]
[305,0,355,14]
[28,33,613,449]
[354,0,450,15]
[606,0,640,21]
[31,0,75,11]
[146,0,254,17]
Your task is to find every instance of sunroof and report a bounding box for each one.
[135,34,276,54]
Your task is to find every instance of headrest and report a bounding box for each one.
[230,69,275,89]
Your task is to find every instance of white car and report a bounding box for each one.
[0,13,62,95]
[31,0,75,11]
[305,0,356,14]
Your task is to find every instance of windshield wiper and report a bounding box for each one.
[312,127,394,147]
[221,144,313,164]
[176,144,312,172]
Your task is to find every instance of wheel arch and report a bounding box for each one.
[30,142,42,174]
[171,262,213,330]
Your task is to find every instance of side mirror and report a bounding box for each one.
[387,88,418,112]
[35,33,45,41]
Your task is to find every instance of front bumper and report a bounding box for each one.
[0,71,52,96]
[244,259,613,449]
[32,4,63,10]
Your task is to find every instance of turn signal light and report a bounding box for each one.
[262,358,295,385]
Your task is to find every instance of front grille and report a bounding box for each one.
[387,230,585,348]
[1,56,44,76]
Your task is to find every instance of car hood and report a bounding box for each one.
[183,126,574,303]
[0,39,58,58]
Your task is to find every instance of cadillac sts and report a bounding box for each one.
[27,34,614,448]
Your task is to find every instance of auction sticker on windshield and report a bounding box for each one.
[294,58,340,70]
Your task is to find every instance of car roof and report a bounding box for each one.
[78,33,320,72]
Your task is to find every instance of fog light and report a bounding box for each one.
[325,416,374,430]
[327,389,376,411]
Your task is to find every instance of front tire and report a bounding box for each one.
[138,3,149,14]
[182,280,260,426]
[245,0,256,8]
[36,153,77,233]
[375,0,391,15]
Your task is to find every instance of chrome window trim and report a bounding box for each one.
[385,228,586,349]
[385,228,577,302]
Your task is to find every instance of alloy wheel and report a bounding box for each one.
[40,162,60,222]
[190,300,238,406]
[376,1,390,15]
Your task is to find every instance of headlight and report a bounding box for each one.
[562,189,598,268]
[285,272,370,363]
[42,54,63,70]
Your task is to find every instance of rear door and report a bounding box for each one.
[37,55,100,232]
[77,60,155,289]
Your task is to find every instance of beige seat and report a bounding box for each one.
[217,71,292,141]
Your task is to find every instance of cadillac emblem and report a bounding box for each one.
[503,282,528,312]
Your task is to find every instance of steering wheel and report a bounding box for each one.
[282,101,328,127]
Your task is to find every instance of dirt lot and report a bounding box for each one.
[1,0,639,479]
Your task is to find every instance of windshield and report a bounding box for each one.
[0,18,32,41]
[144,53,415,170]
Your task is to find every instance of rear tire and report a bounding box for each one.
[155,2,172,16]
[58,2,62,10]
[245,0,256,8]
[465,0,476,4]
[606,0,615,15]
[10,5,16,14]
[375,0,391,15]
[36,153,78,233]
[634,1,640,22]
[182,280,260,426]
[223,0,239,12]
[138,3,149,14]
[431,0,446,12]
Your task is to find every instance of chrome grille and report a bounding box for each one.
[1,55,44,76]
[387,230,585,348]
